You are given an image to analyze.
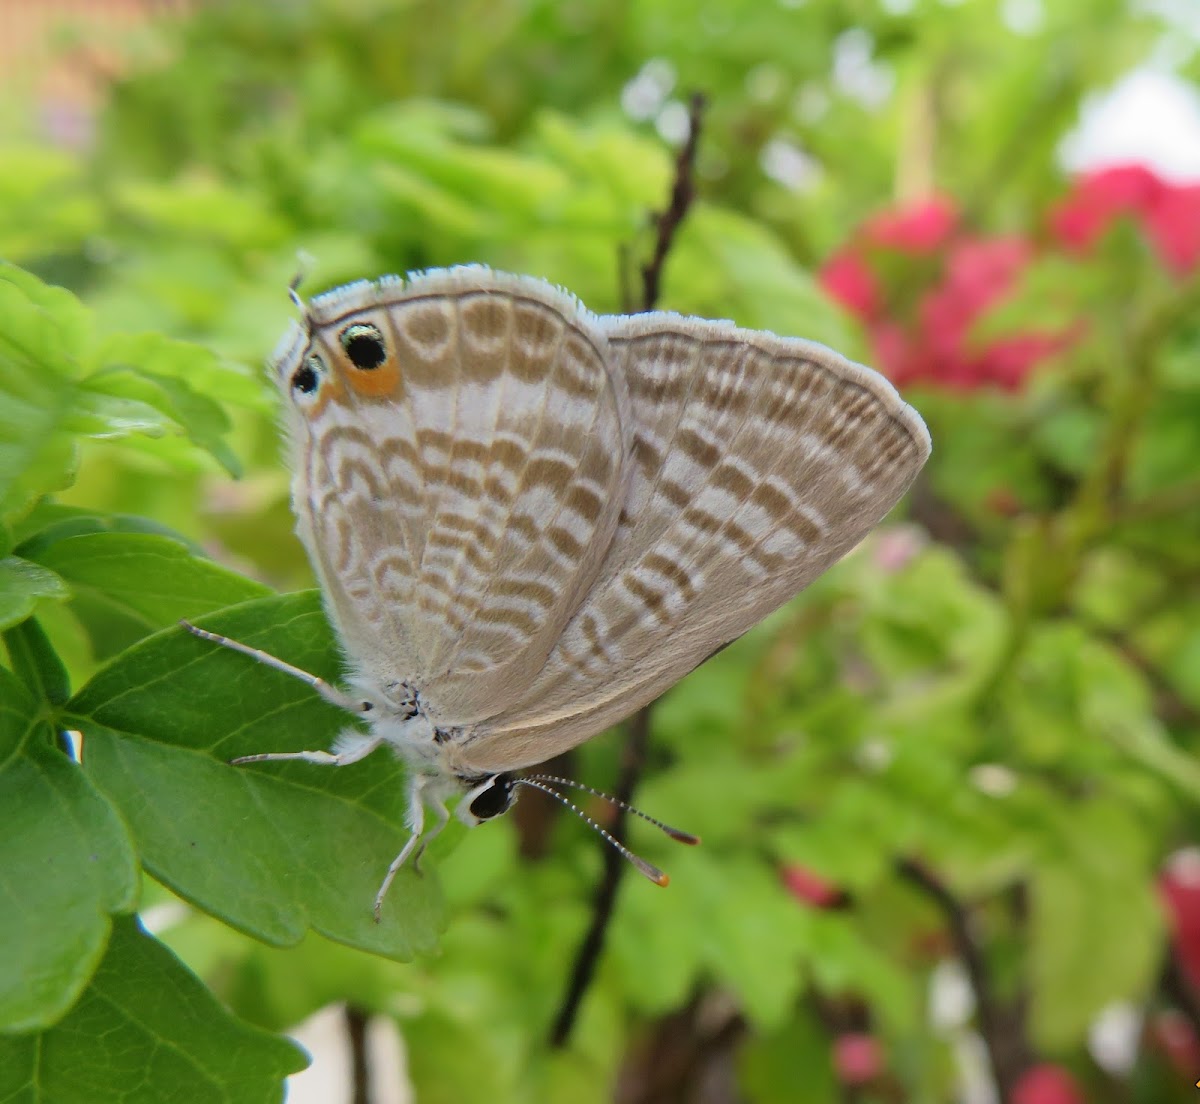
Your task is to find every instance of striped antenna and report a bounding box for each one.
[526,773,701,845]
[514,777,671,886]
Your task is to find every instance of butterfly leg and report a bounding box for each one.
[179,620,372,715]
[374,773,433,921]
[410,799,450,875]
[230,730,385,767]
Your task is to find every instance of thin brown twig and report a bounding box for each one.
[549,92,708,1050]
[640,92,708,313]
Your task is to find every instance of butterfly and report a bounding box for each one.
[184,265,930,918]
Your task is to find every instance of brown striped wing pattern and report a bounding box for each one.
[280,269,632,724]
[458,311,930,772]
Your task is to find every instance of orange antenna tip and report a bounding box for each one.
[629,853,670,886]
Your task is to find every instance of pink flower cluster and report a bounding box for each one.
[1162,856,1200,986]
[1011,1063,1085,1104]
[780,863,843,908]
[819,164,1200,393]
[1050,164,1200,275]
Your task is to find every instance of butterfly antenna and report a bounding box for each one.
[288,250,316,313]
[514,777,672,887]
[527,773,701,845]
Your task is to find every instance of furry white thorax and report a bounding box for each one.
[331,676,490,830]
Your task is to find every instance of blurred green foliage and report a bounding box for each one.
[1,0,1199,1102]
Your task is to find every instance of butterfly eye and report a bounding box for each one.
[467,774,516,821]
[340,323,387,370]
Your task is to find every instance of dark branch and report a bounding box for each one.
[896,859,1029,1100]
[1161,947,1200,1043]
[345,1004,371,1104]
[640,92,707,314]
[614,991,747,1103]
[549,707,653,1047]
[549,94,708,1050]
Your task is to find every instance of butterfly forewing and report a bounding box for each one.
[283,270,633,724]
[457,315,930,772]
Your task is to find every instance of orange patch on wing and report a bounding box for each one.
[342,355,403,397]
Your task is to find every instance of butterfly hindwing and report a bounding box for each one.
[458,313,930,772]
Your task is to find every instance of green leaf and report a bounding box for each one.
[66,592,444,959]
[771,815,890,894]
[13,505,205,558]
[113,176,291,250]
[93,330,268,410]
[701,854,813,1027]
[78,368,241,477]
[612,846,810,1028]
[999,624,1200,794]
[0,556,70,630]
[858,545,1008,713]
[1028,802,1163,1048]
[0,267,86,521]
[738,1008,839,1104]
[0,262,91,371]
[25,531,269,638]
[0,265,246,520]
[4,618,71,705]
[0,146,99,262]
[0,916,307,1103]
[212,930,412,1032]
[806,911,918,1032]
[356,105,572,222]
[0,667,139,1032]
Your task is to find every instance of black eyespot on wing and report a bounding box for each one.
[341,323,387,370]
[292,355,322,395]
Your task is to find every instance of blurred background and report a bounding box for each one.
[2,0,1200,1101]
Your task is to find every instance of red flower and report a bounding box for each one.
[1050,163,1200,275]
[863,196,959,254]
[940,236,1032,314]
[1050,164,1164,251]
[1011,1064,1085,1104]
[908,237,1058,391]
[1145,182,1200,275]
[973,332,1074,392]
[818,198,959,318]
[819,250,881,319]
[820,198,1076,393]
[1160,850,1200,989]
[866,319,917,383]
[832,1033,884,1085]
[781,864,842,908]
